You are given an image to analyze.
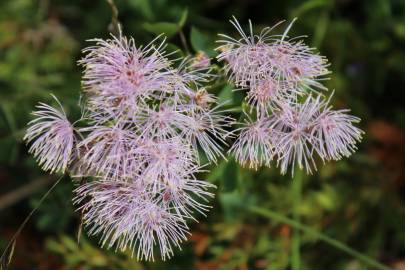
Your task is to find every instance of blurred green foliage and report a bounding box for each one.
[0,0,404,269]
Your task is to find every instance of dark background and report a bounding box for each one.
[0,0,404,269]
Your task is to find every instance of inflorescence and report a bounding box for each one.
[24,18,363,261]
[217,17,363,174]
[24,35,232,261]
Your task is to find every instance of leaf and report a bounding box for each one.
[178,8,188,28]
[142,8,188,39]
[312,11,329,48]
[190,27,215,56]
[218,85,234,105]
[143,22,179,38]
[290,0,330,17]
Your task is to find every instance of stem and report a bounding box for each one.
[248,206,391,270]
[291,169,303,270]
[106,0,121,37]
[179,29,190,55]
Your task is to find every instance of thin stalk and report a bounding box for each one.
[291,169,303,270]
[106,0,121,37]
[179,29,190,55]
[0,176,64,269]
[248,206,391,270]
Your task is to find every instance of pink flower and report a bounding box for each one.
[191,51,211,69]
[137,104,191,140]
[217,17,274,88]
[159,172,215,218]
[74,180,189,261]
[24,95,75,174]
[220,18,363,176]
[75,124,138,180]
[79,36,173,120]
[270,96,324,175]
[183,105,234,163]
[133,201,189,261]
[73,165,215,261]
[229,116,274,169]
[266,40,329,89]
[61,33,229,260]
[135,138,197,192]
[313,103,364,161]
[217,17,330,110]
[246,78,290,116]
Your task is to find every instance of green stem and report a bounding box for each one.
[291,169,303,270]
[248,206,391,270]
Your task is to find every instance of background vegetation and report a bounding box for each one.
[0,0,404,269]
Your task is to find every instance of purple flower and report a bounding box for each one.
[24,95,75,174]
[75,124,138,180]
[270,96,324,175]
[191,51,211,69]
[183,105,234,163]
[217,17,274,88]
[229,116,274,169]
[74,181,189,261]
[21,33,232,261]
[313,103,364,161]
[79,36,173,120]
[217,17,330,109]
[220,18,363,175]
[135,138,197,191]
[266,40,329,89]
[137,104,191,140]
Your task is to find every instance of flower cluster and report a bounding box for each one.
[24,17,365,261]
[217,18,363,174]
[24,35,232,260]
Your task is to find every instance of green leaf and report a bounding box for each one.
[143,22,179,38]
[142,9,188,39]
[218,85,234,105]
[190,27,215,56]
[178,8,188,28]
[291,0,330,17]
